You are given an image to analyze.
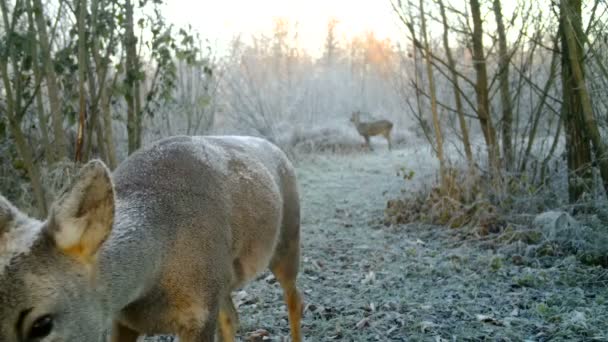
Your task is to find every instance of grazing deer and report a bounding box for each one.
[350,111,394,151]
[0,136,302,342]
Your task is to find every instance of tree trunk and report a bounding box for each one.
[560,0,592,202]
[438,0,473,167]
[102,71,120,167]
[470,0,500,176]
[90,0,117,168]
[84,64,99,161]
[520,47,558,173]
[561,0,608,197]
[492,0,514,170]
[75,0,87,163]
[82,0,99,162]
[94,114,107,161]
[26,0,50,161]
[124,0,140,154]
[135,70,143,148]
[32,0,67,162]
[419,0,447,190]
[102,83,118,168]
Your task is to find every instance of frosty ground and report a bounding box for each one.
[148,145,608,341]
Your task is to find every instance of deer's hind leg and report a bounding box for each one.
[217,294,239,341]
[364,135,373,151]
[384,131,392,151]
[270,243,303,342]
[270,183,303,342]
[110,322,139,342]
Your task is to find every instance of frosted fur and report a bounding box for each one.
[0,135,303,342]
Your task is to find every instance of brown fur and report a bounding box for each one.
[350,110,394,151]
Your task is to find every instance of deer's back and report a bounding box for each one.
[99,136,295,311]
[357,120,393,136]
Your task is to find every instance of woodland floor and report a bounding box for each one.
[147,144,608,342]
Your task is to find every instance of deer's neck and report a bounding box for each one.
[97,199,163,313]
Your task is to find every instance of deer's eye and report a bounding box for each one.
[27,315,53,340]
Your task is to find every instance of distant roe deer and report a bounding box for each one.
[0,135,302,342]
[350,110,394,151]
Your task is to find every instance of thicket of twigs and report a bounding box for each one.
[383,0,608,266]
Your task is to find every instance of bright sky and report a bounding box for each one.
[163,0,403,58]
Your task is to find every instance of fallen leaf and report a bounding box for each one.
[356,317,370,329]
[386,325,398,335]
[245,329,270,342]
[420,321,437,332]
[362,271,376,284]
[264,274,276,283]
[476,314,504,326]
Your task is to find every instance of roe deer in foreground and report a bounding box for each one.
[350,111,394,151]
[0,136,302,342]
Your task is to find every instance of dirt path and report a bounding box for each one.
[235,148,427,340]
[149,147,608,341]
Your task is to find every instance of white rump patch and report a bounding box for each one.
[0,218,42,273]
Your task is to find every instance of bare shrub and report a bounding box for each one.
[386,160,608,266]
[385,167,503,234]
[290,126,363,154]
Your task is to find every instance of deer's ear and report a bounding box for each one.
[49,160,114,263]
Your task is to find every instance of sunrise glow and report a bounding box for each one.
[163,0,401,56]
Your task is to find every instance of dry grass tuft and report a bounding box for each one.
[385,167,503,235]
